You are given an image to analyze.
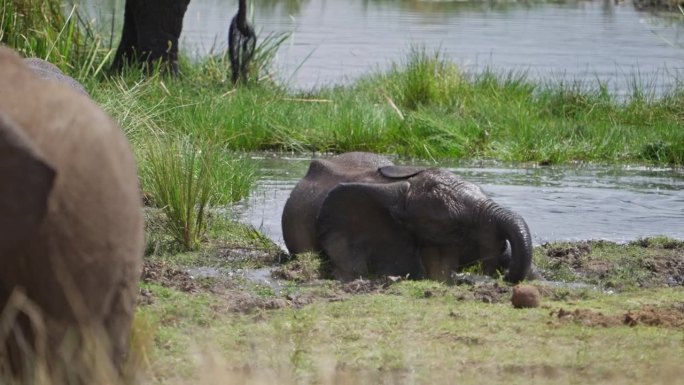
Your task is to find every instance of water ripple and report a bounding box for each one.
[233,156,684,247]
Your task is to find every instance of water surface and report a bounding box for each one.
[77,0,684,92]
[233,155,684,248]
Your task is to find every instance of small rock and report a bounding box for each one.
[511,284,541,308]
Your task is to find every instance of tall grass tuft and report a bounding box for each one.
[1,0,111,79]
[184,30,291,86]
[384,46,463,110]
[141,135,256,251]
[94,75,168,144]
[249,31,291,85]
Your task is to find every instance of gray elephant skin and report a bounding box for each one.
[0,46,143,375]
[22,57,88,96]
[282,152,534,283]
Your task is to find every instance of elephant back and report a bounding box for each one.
[379,165,426,179]
[23,57,89,96]
[0,45,143,373]
[282,152,393,255]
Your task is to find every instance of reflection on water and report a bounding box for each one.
[75,0,684,91]
[232,154,684,247]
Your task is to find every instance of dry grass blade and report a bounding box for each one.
[0,290,127,385]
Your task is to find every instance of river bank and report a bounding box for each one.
[2,4,683,382]
[90,47,684,166]
[135,236,684,384]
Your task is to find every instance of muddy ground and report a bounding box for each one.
[539,238,684,288]
[140,237,684,329]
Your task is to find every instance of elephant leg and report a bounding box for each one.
[103,282,138,374]
[317,182,424,281]
[419,245,469,282]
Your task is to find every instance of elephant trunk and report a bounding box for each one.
[483,200,533,283]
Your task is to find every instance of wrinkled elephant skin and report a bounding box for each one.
[282,152,534,283]
[22,57,89,96]
[0,46,143,376]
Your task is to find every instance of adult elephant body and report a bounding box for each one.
[0,46,143,375]
[282,152,533,283]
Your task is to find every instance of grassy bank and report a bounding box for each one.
[2,4,683,384]
[136,238,684,384]
[5,2,682,166]
[87,48,684,166]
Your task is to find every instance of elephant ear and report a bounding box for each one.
[379,165,425,179]
[316,181,423,280]
[0,113,55,253]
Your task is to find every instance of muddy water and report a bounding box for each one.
[232,154,684,248]
[76,0,684,92]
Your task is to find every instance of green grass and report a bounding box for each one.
[3,6,684,384]
[4,0,684,166]
[82,48,684,166]
[8,0,683,166]
[141,135,256,250]
[533,237,684,290]
[136,238,684,384]
[1,0,112,79]
[6,256,682,385]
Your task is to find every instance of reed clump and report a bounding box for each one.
[140,135,256,251]
[0,0,111,79]
[90,47,683,166]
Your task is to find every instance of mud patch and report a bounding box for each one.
[453,282,513,304]
[550,308,622,327]
[341,278,393,295]
[550,304,684,329]
[141,260,199,293]
[643,254,684,286]
[227,291,289,313]
[471,282,512,303]
[546,242,592,269]
[539,238,684,289]
[623,305,684,328]
[271,252,326,283]
[212,246,285,268]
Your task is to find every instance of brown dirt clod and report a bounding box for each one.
[551,305,684,329]
[623,306,684,328]
[511,284,541,308]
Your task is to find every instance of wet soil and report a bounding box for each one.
[545,242,593,270]
[550,304,684,329]
[141,260,199,294]
[541,239,684,288]
[139,238,684,326]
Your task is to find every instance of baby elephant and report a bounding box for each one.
[0,46,143,378]
[282,152,534,283]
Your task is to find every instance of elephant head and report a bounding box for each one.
[282,152,533,283]
[0,46,143,379]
